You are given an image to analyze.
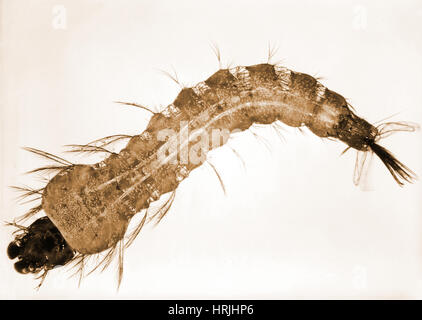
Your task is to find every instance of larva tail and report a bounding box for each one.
[369,121,419,186]
[352,121,418,187]
[369,143,416,186]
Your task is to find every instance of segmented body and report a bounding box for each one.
[42,63,377,254]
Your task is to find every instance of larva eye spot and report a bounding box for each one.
[14,260,31,274]
[8,217,75,275]
[7,241,21,260]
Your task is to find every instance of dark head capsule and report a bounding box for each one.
[7,216,75,275]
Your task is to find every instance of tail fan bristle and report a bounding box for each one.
[369,143,416,186]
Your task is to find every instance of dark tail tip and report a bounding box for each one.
[369,143,417,186]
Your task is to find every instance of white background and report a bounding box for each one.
[1,0,422,299]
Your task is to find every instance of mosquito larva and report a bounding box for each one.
[6,58,418,288]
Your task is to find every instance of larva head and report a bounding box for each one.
[7,216,75,274]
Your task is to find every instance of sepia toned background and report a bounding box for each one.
[1,0,422,299]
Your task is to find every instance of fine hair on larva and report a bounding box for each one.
[6,47,419,289]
